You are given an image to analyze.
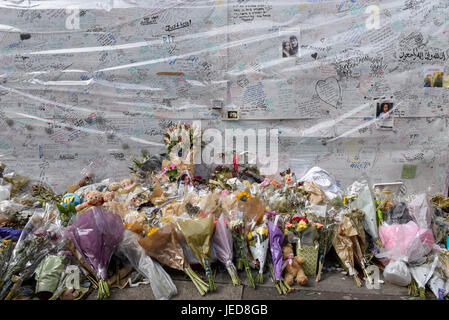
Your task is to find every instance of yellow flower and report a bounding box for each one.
[296,220,308,232]
[255,227,265,236]
[147,227,159,237]
[160,216,174,224]
[236,192,252,201]
[247,232,253,241]
[264,229,269,237]
[343,197,348,205]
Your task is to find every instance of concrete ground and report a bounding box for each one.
[86,266,433,300]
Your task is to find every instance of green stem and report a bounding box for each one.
[226,263,241,286]
[243,259,255,289]
[185,267,209,296]
[204,259,216,292]
[269,263,282,295]
[257,271,264,284]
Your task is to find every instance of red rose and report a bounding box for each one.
[291,216,301,223]
[299,217,309,224]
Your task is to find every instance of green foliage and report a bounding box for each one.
[129,151,152,175]
[56,201,77,227]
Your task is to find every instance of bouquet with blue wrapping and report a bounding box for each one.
[65,207,124,299]
[0,227,22,242]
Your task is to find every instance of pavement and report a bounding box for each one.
[86,266,433,300]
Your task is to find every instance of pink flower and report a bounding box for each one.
[260,179,270,188]
[313,222,324,230]
[221,190,230,196]
[161,167,168,174]
[169,163,177,170]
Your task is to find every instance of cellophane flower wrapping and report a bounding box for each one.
[213,214,237,275]
[176,216,214,271]
[0,203,64,299]
[378,221,433,264]
[118,229,177,300]
[65,206,124,280]
[138,223,188,272]
[248,225,269,276]
[268,220,284,280]
[34,254,67,297]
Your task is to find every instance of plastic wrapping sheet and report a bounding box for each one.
[0,0,448,194]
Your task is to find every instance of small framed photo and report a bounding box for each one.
[375,101,394,130]
[423,66,446,88]
[225,110,240,120]
[279,27,300,58]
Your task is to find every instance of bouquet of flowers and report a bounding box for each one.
[284,214,322,245]
[209,165,234,191]
[118,229,177,300]
[268,216,291,295]
[161,164,179,183]
[247,224,269,283]
[310,208,339,282]
[213,214,241,285]
[138,223,209,296]
[163,122,199,156]
[0,240,15,279]
[176,216,216,291]
[65,206,124,299]
[0,230,57,299]
[262,187,290,213]
[34,254,67,300]
[229,218,255,288]
[332,209,369,287]
[0,204,63,300]
[283,214,322,276]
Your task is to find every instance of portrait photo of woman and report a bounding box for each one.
[282,40,291,58]
[376,101,394,130]
[377,102,391,119]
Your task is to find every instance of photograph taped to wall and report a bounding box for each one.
[279,27,300,58]
[423,66,448,88]
[375,101,394,130]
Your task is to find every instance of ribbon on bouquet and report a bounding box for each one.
[282,253,294,271]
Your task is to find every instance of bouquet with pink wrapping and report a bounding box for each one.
[378,221,434,265]
[212,214,241,286]
[379,222,433,255]
[377,222,434,288]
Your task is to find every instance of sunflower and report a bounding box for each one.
[236,192,252,201]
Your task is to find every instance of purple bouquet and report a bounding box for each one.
[65,207,124,299]
[212,214,241,286]
[268,219,291,295]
